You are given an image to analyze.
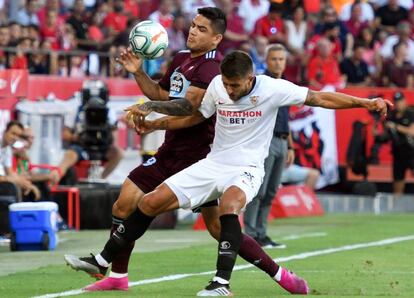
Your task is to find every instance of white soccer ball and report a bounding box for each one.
[129,20,169,60]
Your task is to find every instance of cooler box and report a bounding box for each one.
[9,202,58,251]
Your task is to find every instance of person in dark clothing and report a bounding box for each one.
[340,43,370,86]
[243,44,294,249]
[379,91,414,194]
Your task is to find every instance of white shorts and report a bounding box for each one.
[164,158,264,210]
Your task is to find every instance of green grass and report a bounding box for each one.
[1,214,414,297]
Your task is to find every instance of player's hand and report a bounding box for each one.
[125,102,153,126]
[134,119,157,135]
[116,48,143,74]
[369,98,393,119]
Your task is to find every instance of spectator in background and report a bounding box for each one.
[314,6,350,53]
[284,6,307,56]
[8,22,22,46]
[376,0,408,33]
[340,0,375,22]
[0,121,40,201]
[218,0,249,54]
[103,0,128,34]
[10,37,32,69]
[237,0,269,34]
[308,38,344,89]
[15,0,40,26]
[344,2,369,38]
[66,0,93,50]
[380,21,414,66]
[249,36,268,74]
[88,12,104,43]
[167,14,187,53]
[37,0,65,26]
[357,27,382,75]
[253,2,286,44]
[281,164,320,190]
[182,0,216,21]
[149,0,175,29]
[307,22,343,60]
[28,39,58,75]
[0,24,10,47]
[340,43,371,86]
[40,9,62,50]
[381,41,414,88]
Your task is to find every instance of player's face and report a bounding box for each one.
[222,74,255,101]
[187,14,222,53]
[266,50,286,78]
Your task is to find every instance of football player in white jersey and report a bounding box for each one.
[82,51,391,297]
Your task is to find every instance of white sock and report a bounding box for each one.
[109,271,128,278]
[273,266,283,282]
[212,276,230,285]
[95,254,110,267]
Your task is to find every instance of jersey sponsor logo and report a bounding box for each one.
[169,70,190,98]
[218,109,262,125]
[143,157,157,166]
[171,73,184,93]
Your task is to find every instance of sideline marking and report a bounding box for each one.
[281,232,327,240]
[33,234,414,298]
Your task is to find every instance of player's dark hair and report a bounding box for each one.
[197,7,227,35]
[5,120,23,132]
[220,50,253,78]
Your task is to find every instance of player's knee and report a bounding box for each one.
[112,200,134,219]
[138,193,164,216]
[219,195,245,215]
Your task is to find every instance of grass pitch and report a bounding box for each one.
[0,213,413,297]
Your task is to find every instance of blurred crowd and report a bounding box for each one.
[0,0,413,88]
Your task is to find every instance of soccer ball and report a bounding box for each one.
[129,20,169,60]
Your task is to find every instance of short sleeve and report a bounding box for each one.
[273,79,308,107]
[191,60,221,90]
[198,76,219,119]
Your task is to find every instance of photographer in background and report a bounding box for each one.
[51,80,123,184]
[374,91,414,195]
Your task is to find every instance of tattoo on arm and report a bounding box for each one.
[144,98,194,116]
[305,90,320,106]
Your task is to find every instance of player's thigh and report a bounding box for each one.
[112,178,145,217]
[220,167,263,215]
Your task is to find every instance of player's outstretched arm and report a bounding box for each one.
[135,112,206,134]
[125,85,207,119]
[304,90,393,117]
[116,48,169,101]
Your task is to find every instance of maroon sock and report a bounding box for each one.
[109,216,135,274]
[238,233,279,277]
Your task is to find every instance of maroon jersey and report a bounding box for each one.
[157,49,222,159]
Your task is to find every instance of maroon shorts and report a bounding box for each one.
[127,152,218,210]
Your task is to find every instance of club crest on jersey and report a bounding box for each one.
[250,95,259,105]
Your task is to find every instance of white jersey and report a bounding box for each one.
[199,75,308,168]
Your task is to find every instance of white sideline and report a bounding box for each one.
[33,234,414,298]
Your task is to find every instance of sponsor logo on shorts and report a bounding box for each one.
[143,157,157,166]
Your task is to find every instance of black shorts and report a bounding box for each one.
[393,154,414,181]
[127,152,218,210]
